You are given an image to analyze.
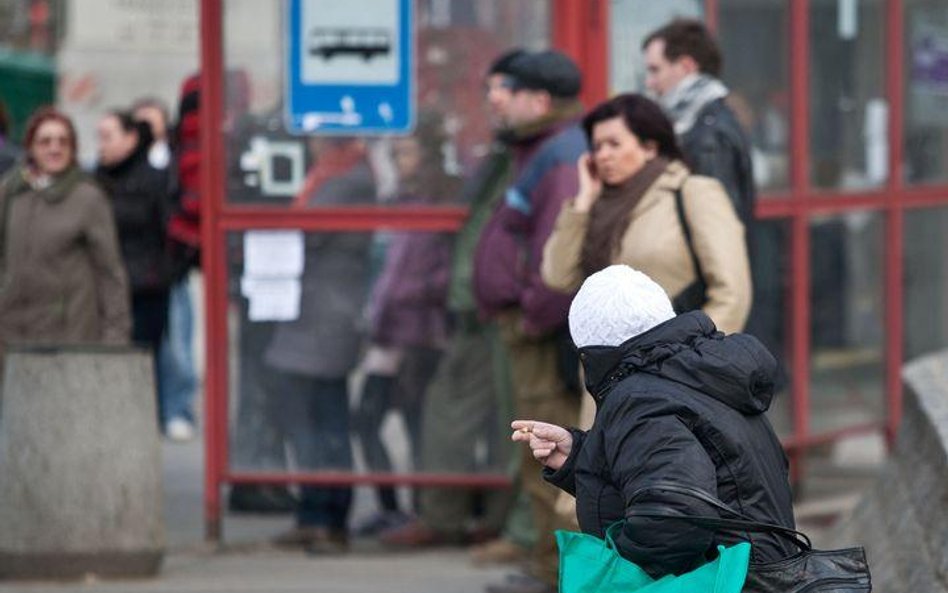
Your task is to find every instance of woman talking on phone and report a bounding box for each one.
[542,93,750,334]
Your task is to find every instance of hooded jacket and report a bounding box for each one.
[545,311,795,577]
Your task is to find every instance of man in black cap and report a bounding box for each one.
[473,49,586,593]
[380,48,527,550]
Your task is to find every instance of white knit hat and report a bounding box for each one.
[568,265,676,348]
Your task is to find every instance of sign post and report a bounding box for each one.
[285,0,414,134]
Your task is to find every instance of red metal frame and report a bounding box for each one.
[787,0,812,487]
[883,0,905,446]
[199,0,224,542]
[200,0,609,541]
[202,0,933,539]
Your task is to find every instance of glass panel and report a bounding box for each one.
[905,0,948,184]
[222,0,550,206]
[608,0,703,94]
[718,0,790,193]
[809,0,887,190]
[808,213,885,434]
[904,207,948,360]
[228,228,511,477]
[746,220,794,436]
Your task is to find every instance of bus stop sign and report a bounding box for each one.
[285,0,414,134]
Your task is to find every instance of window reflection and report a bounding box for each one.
[809,0,887,190]
[905,0,948,185]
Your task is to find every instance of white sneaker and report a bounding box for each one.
[165,417,195,442]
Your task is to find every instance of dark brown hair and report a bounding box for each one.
[582,93,684,161]
[23,107,78,166]
[643,18,722,78]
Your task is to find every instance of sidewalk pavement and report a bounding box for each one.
[0,435,511,593]
[0,425,883,593]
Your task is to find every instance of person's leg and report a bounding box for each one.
[382,328,495,546]
[158,276,198,429]
[501,321,580,590]
[229,310,295,512]
[354,372,399,512]
[309,377,354,536]
[131,291,170,427]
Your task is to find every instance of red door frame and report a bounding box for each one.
[199,0,610,541]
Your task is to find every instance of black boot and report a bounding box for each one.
[228,484,298,514]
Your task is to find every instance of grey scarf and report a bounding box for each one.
[659,74,729,135]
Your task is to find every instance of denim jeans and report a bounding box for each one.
[267,370,353,530]
[157,276,198,425]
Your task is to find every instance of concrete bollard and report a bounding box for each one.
[830,350,948,593]
[0,345,164,580]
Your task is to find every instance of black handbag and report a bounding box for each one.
[671,183,710,314]
[629,483,872,592]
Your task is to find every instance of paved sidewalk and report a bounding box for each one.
[0,436,511,593]
[0,421,882,593]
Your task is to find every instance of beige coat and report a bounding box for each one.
[542,160,751,334]
[0,167,131,353]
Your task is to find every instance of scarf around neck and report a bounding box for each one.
[660,74,729,135]
[580,157,669,278]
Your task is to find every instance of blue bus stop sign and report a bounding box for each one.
[285,0,414,134]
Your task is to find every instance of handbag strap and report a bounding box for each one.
[674,181,706,287]
[628,482,812,551]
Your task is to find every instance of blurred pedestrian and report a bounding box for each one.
[157,75,207,442]
[95,110,172,422]
[643,19,787,373]
[0,101,22,176]
[0,108,130,363]
[474,50,586,593]
[542,93,751,334]
[642,18,755,227]
[267,137,375,555]
[380,49,526,555]
[514,265,796,577]
[353,112,458,535]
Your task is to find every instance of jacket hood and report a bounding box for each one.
[579,311,777,415]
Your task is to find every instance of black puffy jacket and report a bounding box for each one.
[545,311,796,577]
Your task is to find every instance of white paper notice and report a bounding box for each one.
[244,277,302,322]
[243,230,305,322]
[244,230,305,278]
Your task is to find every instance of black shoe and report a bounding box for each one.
[228,484,298,514]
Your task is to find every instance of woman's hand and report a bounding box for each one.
[574,153,603,213]
[511,420,573,471]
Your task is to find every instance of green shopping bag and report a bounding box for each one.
[556,522,751,593]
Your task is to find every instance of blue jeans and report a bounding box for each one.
[267,370,353,530]
[157,276,198,425]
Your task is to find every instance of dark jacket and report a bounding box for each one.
[369,195,453,348]
[545,311,795,577]
[264,161,375,378]
[680,98,756,230]
[473,110,586,336]
[96,136,172,295]
[0,165,131,353]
